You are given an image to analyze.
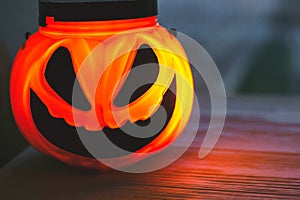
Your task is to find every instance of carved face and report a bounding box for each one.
[10,26,194,169]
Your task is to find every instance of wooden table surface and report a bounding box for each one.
[1,96,300,199]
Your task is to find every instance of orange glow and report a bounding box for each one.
[10,16,194,169]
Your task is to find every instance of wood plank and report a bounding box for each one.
[0,97,300,199]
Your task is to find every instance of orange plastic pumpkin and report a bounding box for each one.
[10,0,194,169]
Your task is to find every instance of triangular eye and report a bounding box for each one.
[114,44,159,107]
[45,47,91,111]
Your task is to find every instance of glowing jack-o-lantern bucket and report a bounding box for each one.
[10,0,194,170]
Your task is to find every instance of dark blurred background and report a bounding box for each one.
[0,0,300,167]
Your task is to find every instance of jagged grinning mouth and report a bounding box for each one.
[30,85,176,159]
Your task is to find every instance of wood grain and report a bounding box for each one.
[0,97,300,199]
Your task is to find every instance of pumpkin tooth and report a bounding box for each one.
[64,117,76,127]
[47,107,62,119]
[46,103,105,131]
[46,105,77,127]
[86,123,103,131]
